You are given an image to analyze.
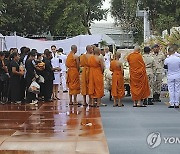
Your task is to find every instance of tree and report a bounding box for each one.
[1,0,46,35]
[111,0,180,44]
[0,0,107,37]
[44,0,107,36]
[111,0,143,44]
[111,0,180,37]
[141,0,180,33]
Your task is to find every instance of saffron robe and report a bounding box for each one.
[80,54,90,95]
[88,55,104,98]
[66,52,80,95]
[110,60,125,99]
[127,51,150,101]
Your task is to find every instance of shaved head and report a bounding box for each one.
[115,52,121,59]
[94,47,101,55]
[86,45,93,54]
[168,46,175,54]
[134,46,141,52]
[71,45,77,53]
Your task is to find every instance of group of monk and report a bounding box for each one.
[66,45,150,107]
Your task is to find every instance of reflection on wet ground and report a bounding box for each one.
[0,94,109,154]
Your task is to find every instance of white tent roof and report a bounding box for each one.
[0,33,4,38]
[5,34,115,55]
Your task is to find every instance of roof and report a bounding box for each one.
[90,23,124,35]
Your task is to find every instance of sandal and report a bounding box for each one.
[69,103,73,105]
[113,104,118,107]
[55,96,60,100]
[118,104,124,107]
[89,104,96,107]
[133,103,137,107]
[136,104,147,107]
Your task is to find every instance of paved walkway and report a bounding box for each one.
[0,93,109,154]
[1,92,180,154]
[101,95,180,154]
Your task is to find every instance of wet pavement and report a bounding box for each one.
[0,93,109,154]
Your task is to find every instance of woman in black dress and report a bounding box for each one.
[25,51,37,104]
[9,52,24,103]
[0,51,8,104]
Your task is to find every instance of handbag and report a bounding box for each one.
[37,75,44,83]
[0,73,9,82]
[28,81,40,94]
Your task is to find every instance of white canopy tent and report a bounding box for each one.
[5,34,115,55]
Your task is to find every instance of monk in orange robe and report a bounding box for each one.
[80,45,93,106]
[127,46,150,107]
[66,45,80,105]
[88,47,104,107]
[110,52,125,107]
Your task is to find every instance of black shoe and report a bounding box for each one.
[0,101,5,105]
[63,90,68,93]
[153,93,158,102]
[44,99,53,102]
[168,106,174,108]
[147,98,154,105]
[143,99,148,105]
[156,94,161,102]
[175,106,179,108]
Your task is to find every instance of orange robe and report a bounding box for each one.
[80,54,89,95]
[88,55,104,98]
[66,52,80,95]
[110,60,125,99]
[127,51,150,101]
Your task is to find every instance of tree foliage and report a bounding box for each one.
[0,0,107,37]
[111,0,180,43]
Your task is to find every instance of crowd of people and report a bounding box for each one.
[0,45,67,105]
[0,43,179,108]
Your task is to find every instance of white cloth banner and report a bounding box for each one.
[5,34,115,55]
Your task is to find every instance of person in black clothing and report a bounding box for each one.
[19,47,30,102]
[42,49,55,102]
[0,51,8,104]
[25,51,37,104]
[9,52,24,103]
[35,53,45,101]
[2,51,10,103]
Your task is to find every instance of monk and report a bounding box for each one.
[66,45,80,105]
[127,46,150,107]
[110,52,125,107]
[88,47,104,107]
[80,45,93,106]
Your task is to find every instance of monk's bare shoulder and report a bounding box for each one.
[73,54,79,60]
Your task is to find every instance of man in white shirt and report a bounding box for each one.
[164,46,180,108]
[58,48,68,92]
[104,46,112,69]
[51,45,61,99]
